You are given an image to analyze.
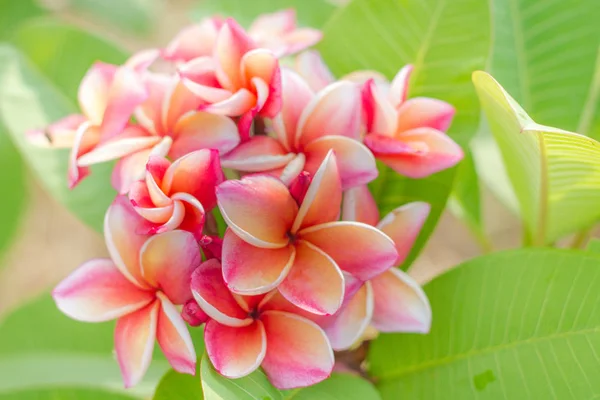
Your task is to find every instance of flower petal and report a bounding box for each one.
[377,202,430,265]
[241,49,281,118]
[111,148,153,195]
[104,196,151,288]
[291,151,341,233]
[77,133,159,167]
[261,311,334,389]
[115,301,159,388]
[27,114,85,148]
[157,294,196,375]
[278,240,344,316]
[299,221,398,281]
[274,29,322,56]
[342,185,380,226]
[217,175,297,248]
[323,282,373,351]
[68,122,98,189]
[389,64,413,108]
[369,128,464,178]
[140,230,202,304]
[78,62,116,124]
[190,259,252,327]
[371,268,431,333]
[221,136,294,172]
[204,320,266,378]
[171,193,206,239]
[248,9,296,37]
[296,81,361,148]
[222,229,295,295]
[294,50,334,92]
[304,135,378,189]
[163,19,221,62]
[396,97,455,133]
[162,149,224,210]
[362,78,398,135]
[200,88,256,116]
[215,18,255,91]
[164,80,204,132]
[171,112,239,158]
[52,258,154,322]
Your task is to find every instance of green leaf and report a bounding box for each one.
[291,374,381,400]
[473,0,600,216]
[69,0,156,35]
[448,149,491,252]
[154,368,204,400]
[585,238,600,255]
[369,248,600,398]
[0,295,169,398]
[0,387,138,400]
[193,0,336,28]
[0,130,26,261]
[474,71,600,245]
[0,23,127,231]
[317,0,491,266]
[0,0,45,40]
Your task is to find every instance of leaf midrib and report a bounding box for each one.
[375,326,600,382]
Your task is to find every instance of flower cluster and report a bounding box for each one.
[40,10,462,390]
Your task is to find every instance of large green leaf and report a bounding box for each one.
[317,0,490,266]
[472,0,600,219]
[193,0,336,28]
[69,0,156,35]
[154,368,204,400]
[369,248,600,398]
[474,71,600,245]
[0,24,127,231]
[0,295,169,398]
[0,0,45,40]
[0,387,137,400]
[291,374,381,400]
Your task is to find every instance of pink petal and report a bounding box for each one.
[377,202,430,265]
[77,135,160,167]
[179,57,231,104]
[274,29,322,57]
[362,78,398,135]
[294,50,334,92]
[396,97,455,133]
[296,81,361,148]
[27,114,85,148]
[68,122,99,189]
[182,299,209,327]
[291,151,341,233]
[341,70,388,85]
[241,49,282,118]
[156,294,196,375]
[111,148,153,195]
[130,182,173,223]
[342,185,380,226]
[299,221,398,281]
[171,112,239,158]
[135,73,171,135]
[222,229,295,295]
[323,282,373,351]
[115,301,159,388]
[78,62,116,124]
[216,175,297,248]
[261,311,334,389]
[200,88,256,116]
[100,66,149,139]
[304,135,378,189]
[125,49,160,72]
[278,240,344,316]
[389,64,413,108]
[164,80,203,132]
[273,68,314,150]
[140,230,202,304]
[248,9,296,38]
[278,153,306,186]
[204,320,266,378]
[221,136,294,172]
[171,193,206,238]
[162,149,224,210]
[215,18,255,91]
[371,268,431,333]
[368,128,464,178]
[190,259,252,327]
[52,258,154,322]
[163,19,221,62]
[104,196,151,288]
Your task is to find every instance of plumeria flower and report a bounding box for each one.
[134,73,240,160]
[296,51,463,178]
[52,196,201,387]
[221,68,377,189]
[191,259,334,389]
[179,18,282,140]
[317,186,432,350]
[163,9,321,62]
[28,51,160,189]
[128,149,224,238]
[216,151,398,316]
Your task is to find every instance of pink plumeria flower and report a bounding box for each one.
[317,186,432,350]
[179,18,282,140]
[163,10,320,62]
[216,151,398,316]
[52,196,201,387]
[191,259,334,389]
[128,149,224,238]
[28,51,159,189]
[221,68,377,189]
[134,73,240,160]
